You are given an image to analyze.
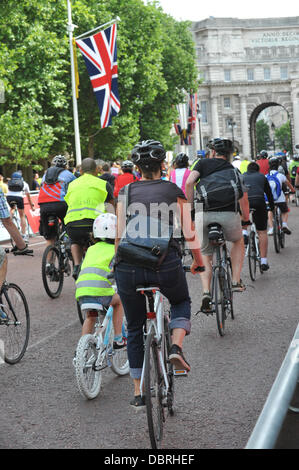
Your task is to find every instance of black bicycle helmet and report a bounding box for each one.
[175,153,189,168]
[208,138,233,154]
[260,150,268,159]
[121,159,134,169]
[131,140,166,164]
[52,154,67,168]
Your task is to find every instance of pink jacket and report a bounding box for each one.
[170,169,191,196]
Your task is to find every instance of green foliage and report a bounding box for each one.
[256,119,270,152]
[0,0,198,167]
[275,121,292,153]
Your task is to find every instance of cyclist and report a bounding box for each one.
[169,153,191,196]
[239,157,250,174]
[75,213,125,346]
[6,171,35,243]
[242,162,275,271]
[256,150,269,175]
[266,157,295,235]
[38,155,76,250]
[114,140,204,407]
[289,155,299,188]
[64,157,114,280]
[99,162,116,191]
[232,155,241,171]
[186,138,250,313]
[113,160,139,198]
[0,189,33,255]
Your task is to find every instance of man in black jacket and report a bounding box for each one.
[243,162,275,271]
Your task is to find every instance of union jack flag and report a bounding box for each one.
[187,93,197,135]
[76,24,120,128]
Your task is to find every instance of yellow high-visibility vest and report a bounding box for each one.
[64,173,108,224]
[75,242,115,299]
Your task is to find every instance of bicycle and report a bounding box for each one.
[75,299,129,400]
[41,216,74,298]
[137,285,176,449]
[246,210,262,282]
[201,223,234,337]
[0,249,32,364]
[272,205,285,254]
[8,200,30,246]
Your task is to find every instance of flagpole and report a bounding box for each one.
[75,16,121,40]
[67,0,82,166]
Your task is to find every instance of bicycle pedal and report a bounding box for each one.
[173,369,188,377]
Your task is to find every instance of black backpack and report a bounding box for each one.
[8,176,24,192]
[196,167,244,211]
[44,167,65,184]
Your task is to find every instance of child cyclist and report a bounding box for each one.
[75,213,125,348]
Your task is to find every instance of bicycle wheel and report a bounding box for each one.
[273,215,281,254]
[75,334,102,399]
[225,258,234,320]
[164,314,174,416]
[145,329,164,449]
[278,212,285,249]
[41,245,64,298]
[214,268,225,336]
[1,283,30,364]
[248,231,257,281]
[110,319,129,376]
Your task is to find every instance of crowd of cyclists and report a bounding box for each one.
[1,138,298,407]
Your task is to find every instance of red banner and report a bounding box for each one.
[24,193,40,234]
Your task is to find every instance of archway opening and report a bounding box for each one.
[250,103,292,159]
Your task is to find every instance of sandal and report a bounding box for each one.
[232,279,246,292]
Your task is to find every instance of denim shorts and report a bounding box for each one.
[79,295,112,312]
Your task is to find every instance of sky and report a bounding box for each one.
[155,0,299,22]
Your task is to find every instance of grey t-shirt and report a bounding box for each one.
[118,179,186,227]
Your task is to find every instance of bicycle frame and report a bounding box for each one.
[139,288,170,397]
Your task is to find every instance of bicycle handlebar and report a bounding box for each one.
[183,265,205,273]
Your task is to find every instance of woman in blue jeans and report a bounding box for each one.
[114,140,204,407]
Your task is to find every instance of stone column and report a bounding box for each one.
[291,84,299,147]
[211,96,220,137]
[240,95,251,158]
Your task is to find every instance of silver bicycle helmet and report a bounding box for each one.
[52,155,67,168]
[131,140,166,164]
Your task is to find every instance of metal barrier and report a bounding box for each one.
[246,322,299,449]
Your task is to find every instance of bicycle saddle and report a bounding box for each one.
[207,223,224,244]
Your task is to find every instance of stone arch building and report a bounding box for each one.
[190,17,299,158]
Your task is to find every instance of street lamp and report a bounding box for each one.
[228,118,236,152]
[196,104,203,150]
[271,122,276,152]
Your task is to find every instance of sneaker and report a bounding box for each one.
[113,337,127,350]
[267,228,273,236]
[72,265,80,280]
[22,234,29,243]
[232,279,246,292]
[130,395,146,408]
[282,225,291,235]
[169,344,191,372]
[261,263,270,272]
[45,263,53,275]
[201,292,212,313]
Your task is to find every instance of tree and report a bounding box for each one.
[256,119,270,152]
[0,0,199,167]
[275,121,292,153]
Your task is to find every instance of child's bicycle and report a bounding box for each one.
[74,280,129,399]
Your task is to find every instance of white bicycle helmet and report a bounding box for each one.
[52,154,67,168]
[93,213,117,239]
